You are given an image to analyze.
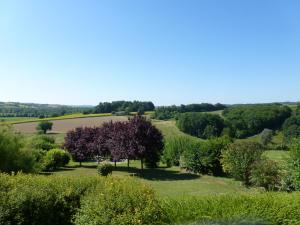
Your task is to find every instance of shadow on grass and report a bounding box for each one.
[113,166,200,181]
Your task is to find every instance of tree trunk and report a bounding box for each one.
[127,159,130,168]
[141,158,144,170]
[114,161,117,168]
[79,161,82,167]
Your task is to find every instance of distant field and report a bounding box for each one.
[0,117,38,122]
[14,116,129,133]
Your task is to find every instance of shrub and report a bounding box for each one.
[221,141,264,185]
[287,138,300,190]
[0,126,40,173]
[30,134,57,151]
[74,177,169,225]
[0,173,100,225]
[176,113,224,139]
[97,163,113,176]
[250,159,282,191]
[163,193,300,225]
[43,149,70,171]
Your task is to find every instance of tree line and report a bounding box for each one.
[64,116,164,168]
[152,103,226,120]
[93,101,155,114]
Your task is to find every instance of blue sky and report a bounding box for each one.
[0,0,300,106]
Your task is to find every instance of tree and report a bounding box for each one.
[64,127,95,166]
[260,129,273,146]
[283,115,300,141]
[36,121,53,134]
[221,141,264,185]
[0,125,40,173]
[128,116,164,168]
[287,138,300,190]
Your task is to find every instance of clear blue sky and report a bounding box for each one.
[1,0,300,106]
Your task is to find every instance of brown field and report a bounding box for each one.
[14,116,129,133]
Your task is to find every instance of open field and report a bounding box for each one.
[51,160,256,199]
[14,116,129,133]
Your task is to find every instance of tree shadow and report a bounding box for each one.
[113,166,200,181]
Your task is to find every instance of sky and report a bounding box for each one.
[0,0,300,106]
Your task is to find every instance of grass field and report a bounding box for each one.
[50,160,256,199]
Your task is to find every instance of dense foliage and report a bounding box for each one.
[283,115,300,141]
[287,138,300,190]
[163,193,300,225]
[74,177,169,225]
[64,116,164,168]
[30,134,57,151]
[223,104,292,138]
[94,101,155,113]
[221,141,264,185]
[176,113,225,139]
[0,174,167,225]
[0,101,91,118]
[183,137,230,175]
[0,126,40,173]
[152,103,226,120]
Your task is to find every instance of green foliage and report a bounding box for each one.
[36,121,53,134]
[183,137,230,175]
[221,141,264,185]
[283,115,300,141]
[287,138,300,190]
[260,128,273,146]
[0,126,40,173]
[223,104,291,138]
[250,159,282,191]
[74,177,169,225]
[94,101,155,113]
[30,134,57,151]
[163,193,300,225]
[43,149,70,171]
[97,163,113,176]
[0,173,100,225]
[176,113,224,139]
[162,136,199,167]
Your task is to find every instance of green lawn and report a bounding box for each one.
[51,160,256,199]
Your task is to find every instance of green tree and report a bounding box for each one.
[221,141,263,185]
[37,121,53,134]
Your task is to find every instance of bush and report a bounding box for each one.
[176,113,224,139]
[163,193,300,225]
[97,163,113,176]
[0,126,40,173]
[0,173,100,225]
[43,149,71,171]
[30,134,57,151]
[287,138,300,190]
[74,177,169,225]
[250,159,282,191]
[221,141,264,185]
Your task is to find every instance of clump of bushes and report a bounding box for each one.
[163,193,300,225]
[30,134,57,151]
[283,115,300,141]
[176,113,224,139]
[97,163,113,176]
[43,149,71,171]
[74,177,169,225]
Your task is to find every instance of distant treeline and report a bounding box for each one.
[0,102,91,118]
[222,104,292,138]
[92,101,155,114]
[152,103,226,120]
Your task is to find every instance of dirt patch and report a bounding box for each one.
[14,116,129,133]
